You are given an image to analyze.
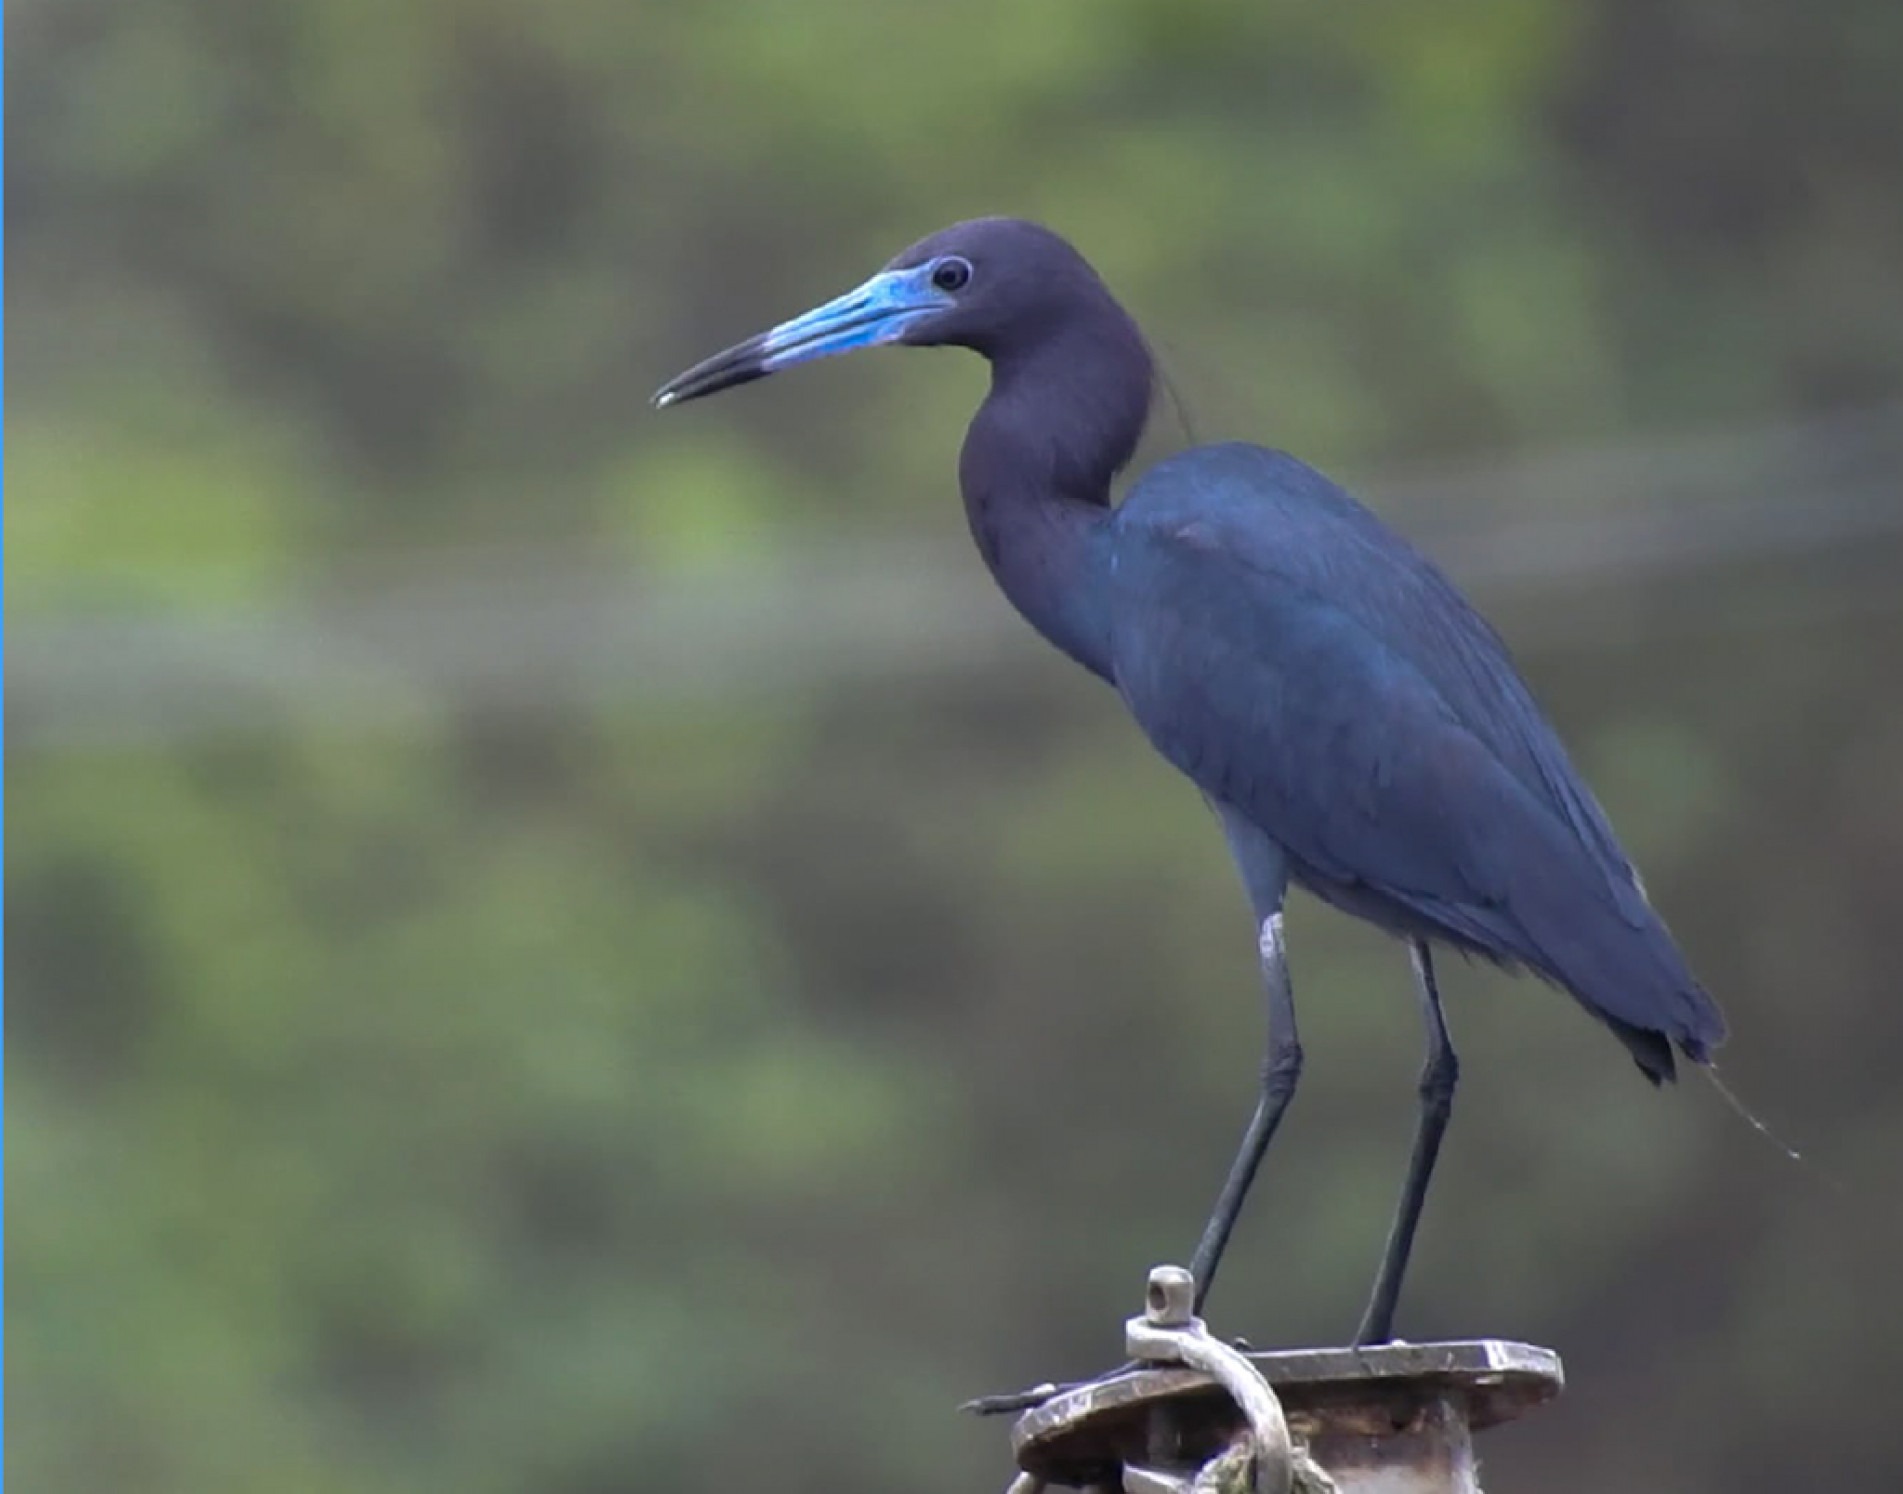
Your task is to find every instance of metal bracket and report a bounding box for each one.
[992,1266,1563,1494]
[1120,1266,1301,1494]
[995,1267,1329,1494]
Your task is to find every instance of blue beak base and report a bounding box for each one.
[652,266,951,408]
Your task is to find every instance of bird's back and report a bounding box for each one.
[1109,443,1726,1078]
[1121,446,1633,866]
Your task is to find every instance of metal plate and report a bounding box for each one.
[1012,1340,1562,1487]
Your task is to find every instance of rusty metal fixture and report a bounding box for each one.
[1120,1266,1299,1494]
[995,1267,1563,1494]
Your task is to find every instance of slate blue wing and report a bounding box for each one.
[1107,463,1726,1078]
[1121,442,1653,925]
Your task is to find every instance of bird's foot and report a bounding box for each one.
[960,1336,1257,1417]
[960,1359,1145,1417]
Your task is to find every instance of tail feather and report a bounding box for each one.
[1605,1016,1679,1085]
[1475,817,1727,1082]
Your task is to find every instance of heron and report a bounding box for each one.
[654,218,1727,1346]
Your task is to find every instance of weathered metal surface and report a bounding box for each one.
[1295,1392,1471,1494]
[1120,1268,1294,1494]
[1011,1339,1561,1494]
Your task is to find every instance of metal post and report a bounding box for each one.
[998,1269,1562,1494]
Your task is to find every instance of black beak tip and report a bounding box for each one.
[655,363,772,412]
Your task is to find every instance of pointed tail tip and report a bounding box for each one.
[1670,977,1729,1065]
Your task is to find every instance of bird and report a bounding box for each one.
[653,217,1727,1347]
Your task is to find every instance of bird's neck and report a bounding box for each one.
[958,322,1152,683]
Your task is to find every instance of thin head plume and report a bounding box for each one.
[1135,333,1199,453]
[1157,357,1200,450]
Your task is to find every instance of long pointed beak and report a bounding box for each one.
[652,266,950,409]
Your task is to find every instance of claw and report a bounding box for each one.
[962,1382,1062,1417]
[962,1361,1147,1417]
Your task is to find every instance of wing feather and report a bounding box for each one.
[1108,451,1725,1070]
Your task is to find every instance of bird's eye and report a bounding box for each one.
[931,257,973,293]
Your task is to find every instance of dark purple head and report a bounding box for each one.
[652,217,1153,414]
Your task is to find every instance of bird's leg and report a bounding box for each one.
[968,810,1290,1417]
[1355,939,1459,1346]
[1188,909,1303,1314]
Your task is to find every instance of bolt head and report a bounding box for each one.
[1144,1266,1196,1326]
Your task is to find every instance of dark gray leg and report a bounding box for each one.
[963,809,1296,1417]
[1356,938,1459,1346]
[1190,808,1301,1314]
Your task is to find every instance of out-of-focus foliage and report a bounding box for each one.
[8,3,1903,1492]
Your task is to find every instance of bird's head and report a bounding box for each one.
[652,217,1127,408]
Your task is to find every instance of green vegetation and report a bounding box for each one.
[10,3,1903,1491]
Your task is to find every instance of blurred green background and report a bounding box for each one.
[8,2,1903,1491]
